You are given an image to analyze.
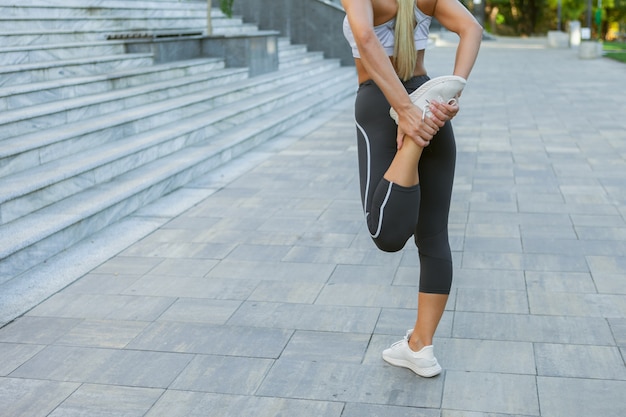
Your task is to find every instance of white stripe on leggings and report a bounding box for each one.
[356,120,392,239]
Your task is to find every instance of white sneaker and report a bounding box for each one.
[389,75,466,123]
[382,333,442,377]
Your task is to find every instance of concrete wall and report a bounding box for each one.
[232,0,354,66]
[124,31,280,76]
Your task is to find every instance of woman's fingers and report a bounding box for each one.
[429,100,459,121]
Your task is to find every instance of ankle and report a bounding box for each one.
[407,336,426,352]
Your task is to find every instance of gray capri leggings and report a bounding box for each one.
[354,75,455,294]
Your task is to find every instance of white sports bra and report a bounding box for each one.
[343,6,432,58]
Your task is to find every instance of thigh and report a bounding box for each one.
[354,80,398,211]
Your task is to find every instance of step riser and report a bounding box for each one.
[3,18,210,32]
[0,59,227,111]
[279,53,326,70]
[0,76,355,280]
[0,1,211,14]
[0,55,154,88]
[0,43,127,66]
[0,69,354,225]
[0,23,259,48]
[0,7,212,18]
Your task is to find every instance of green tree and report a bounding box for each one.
[484,0,545,35]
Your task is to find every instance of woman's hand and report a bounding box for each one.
[395,102,449,150]
[429,100,460,122]
[396,100,460,149]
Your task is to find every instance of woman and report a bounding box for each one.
[342,0,482,377]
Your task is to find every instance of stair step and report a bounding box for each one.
[1,16,212,32]
[0,40,130,66]
[0,59,342,177]
[0,67,357,280]
[0,21,259,48]
[279,51,326,70]
[0,53,154,88]
[0,17,259,42]
[0,66,250,140]
[0,0,209,13]
[0,57,226,111]
[1,3,208,18]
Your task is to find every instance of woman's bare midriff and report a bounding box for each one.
[355,50,427,84]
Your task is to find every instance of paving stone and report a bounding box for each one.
[586,255,626,275]
[206,259,335,282]
[328,264,398,285]
[442,411,531,417]
[122,274,258,300]
[144,391,345,417]
[283,246,384,265]
[26,293,176,321]
[156,298,242,324]
[227,301,380,333]
[538,376,626,417]
[455,288,529,314]
[463,237,522,253]
[453,268,526,290]
[0,343,45,376]
[281,330,370,363]
[143,258,219,277]
[442,371,539,415]
[608,318,626,347]
[170,354,274,395]
[90,256,164,275]
[438,338,535,374]
[224,244,293,262]
[461,252,524,270]
[535,343,626,380]
[10,345,192,387]
[53,319,150,348]
[342,403,440,417]
[62,272,142,295]
[0,316,81,344]
[528,291,626,318]
[452,312,615,345]
[48,384,163,417]
[121,241,237,260]
[525,271,596,293]
[519,223,578,239]
[257,358,444,408]
[0,378,80,417]
[316,283,417,308]
[126,322,292,358]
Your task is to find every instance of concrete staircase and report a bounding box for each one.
[0,0,356,304]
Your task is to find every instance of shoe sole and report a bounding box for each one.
[382,355,442,378]
[389,75,467,123]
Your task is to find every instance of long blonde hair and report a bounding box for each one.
[393,0,417,81]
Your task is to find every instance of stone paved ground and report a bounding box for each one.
[1,36,625,416]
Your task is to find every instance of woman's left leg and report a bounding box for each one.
[409,119,456,351]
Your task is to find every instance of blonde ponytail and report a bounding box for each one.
[393,0,417,81]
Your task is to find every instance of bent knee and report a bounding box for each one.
[372,235,409,253]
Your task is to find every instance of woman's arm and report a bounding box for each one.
[432,0,483,80]
[342,0,440,147]
[422,0,482,123]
